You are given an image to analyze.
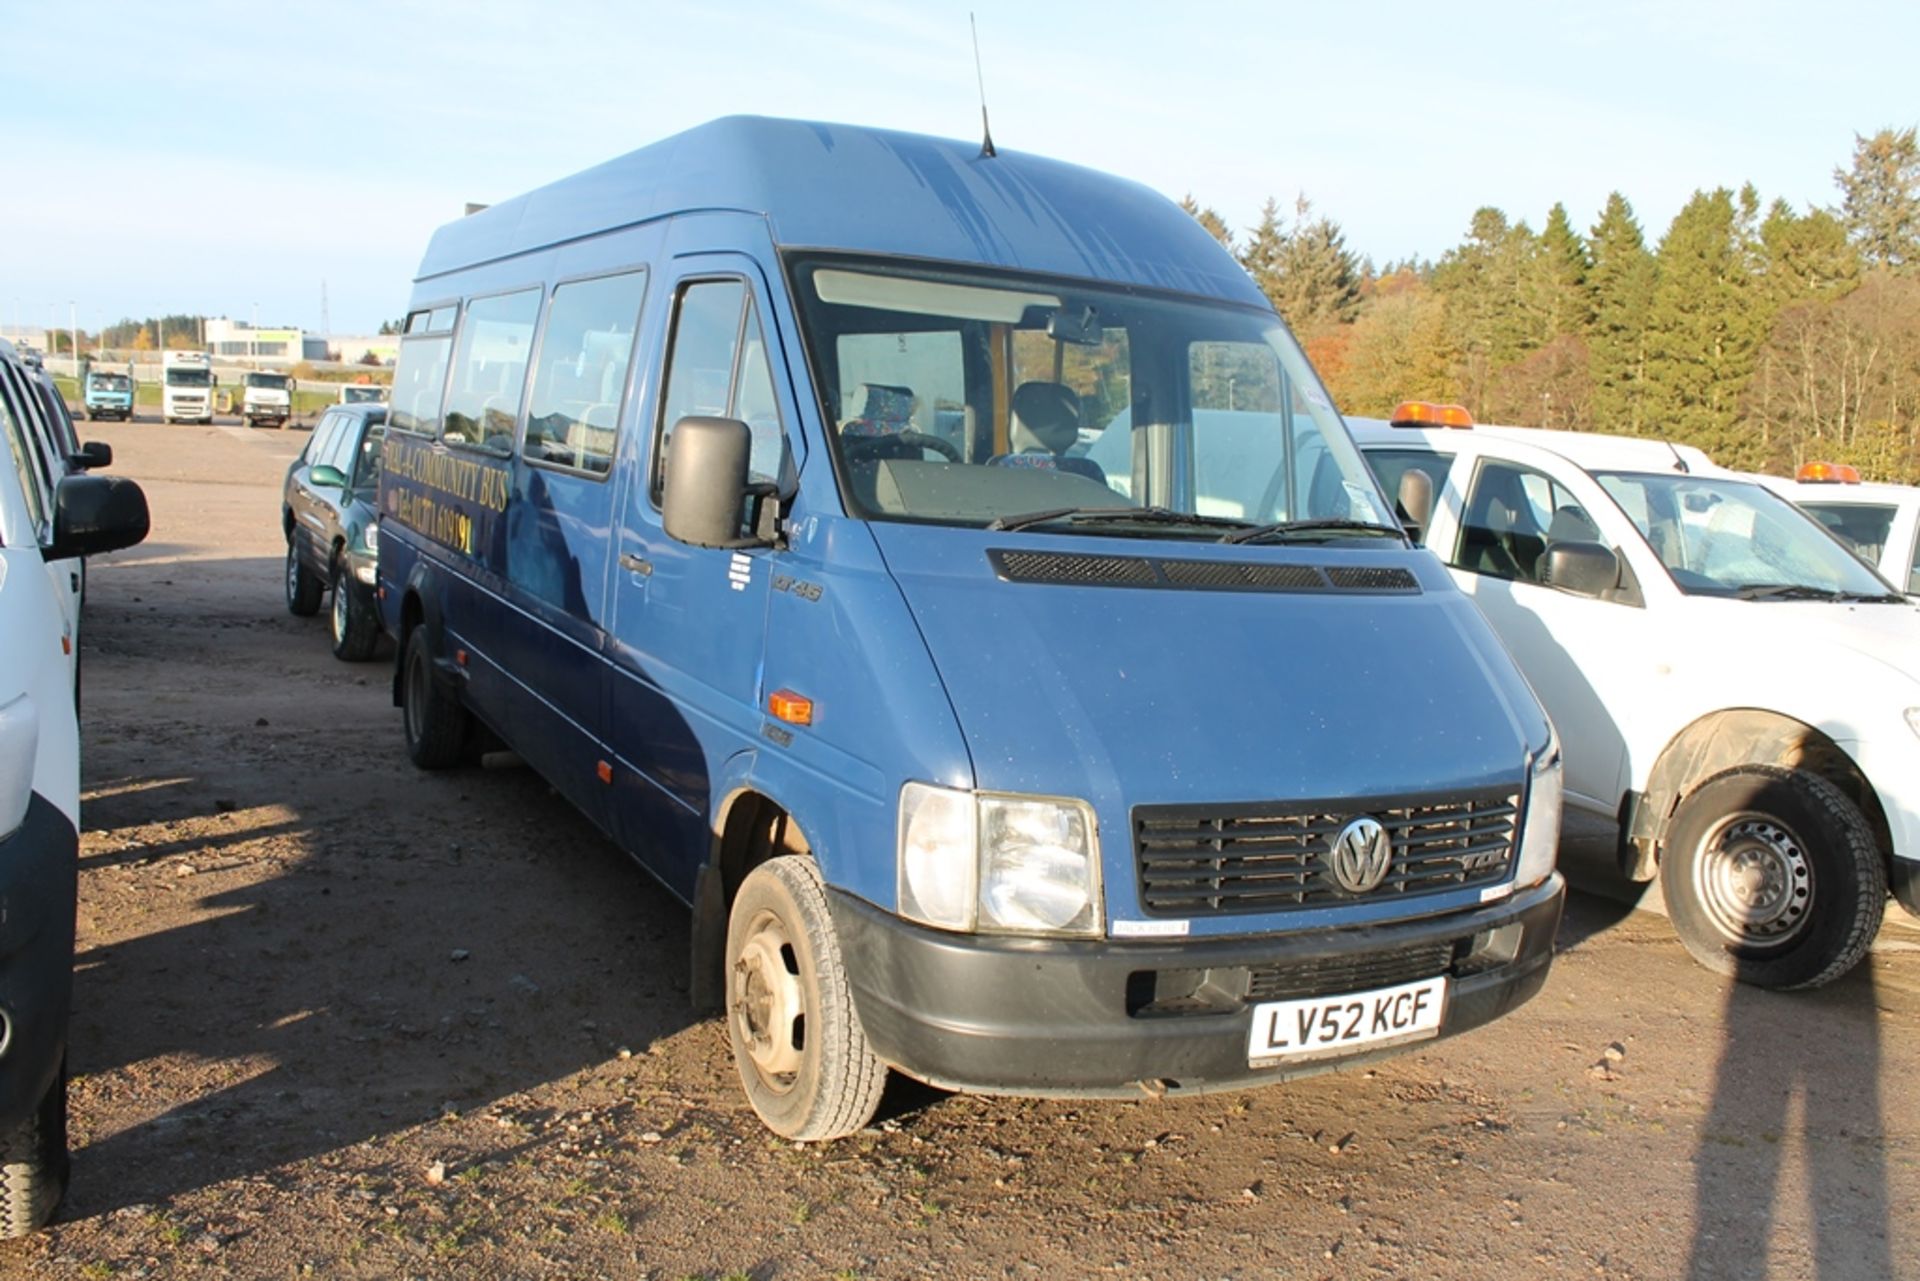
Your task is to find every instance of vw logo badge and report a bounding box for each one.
[1328,816,1393,893]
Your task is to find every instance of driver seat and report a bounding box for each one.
[989,381,1106,484]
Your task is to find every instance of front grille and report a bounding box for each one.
[991,549,1156,585]
[987,549,1421,595]
[1245,941,1457,1002]
[1134,788,1519,917]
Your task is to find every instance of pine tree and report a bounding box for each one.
[1431,207,1539,413]
[1266,196,1362,337]
[1834,127,1920,271]
[1643,188,1770,465]
[1238,198,1288,302]
[1758,200,1859,308]
[1531,203,1592,338]
[1587,193,1656,434]
[1178,194,1234,251]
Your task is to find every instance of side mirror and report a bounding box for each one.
[1540,541,1618,598]
[68,441,113,471]
[662,416,774,549]
[49,474,150,560]
[309,463,347,488]
[1396,469,1434,542]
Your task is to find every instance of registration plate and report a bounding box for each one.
[1246,975,1448,1066]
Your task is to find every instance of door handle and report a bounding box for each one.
[619,552,652,577]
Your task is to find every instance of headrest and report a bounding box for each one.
[1547,506,1599,544]
[1010,381,1081,454]
[859,383,914,424]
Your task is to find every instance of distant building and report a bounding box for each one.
[329,335,400,366]
[205,318,331,364]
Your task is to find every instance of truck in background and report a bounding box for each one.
[161,351,214,424]
[241,370,294,429]
[82,364,136,421]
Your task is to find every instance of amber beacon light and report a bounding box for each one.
[1390,400,1475,429]
[1796,461,1861,484]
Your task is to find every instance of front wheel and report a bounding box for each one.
[1662,766,1885,989]
[329,561,379,661]
[0,1060,69,1238]
[401,626,469,769]
[284,538,322,616]
[725,857,888,1141]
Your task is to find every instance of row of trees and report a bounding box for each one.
[1184,127,1920,481]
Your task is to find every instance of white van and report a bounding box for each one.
[0,342,150,1235]
[1354,404,1920,988]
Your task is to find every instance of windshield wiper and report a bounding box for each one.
[1221,518,1407,546]
[986,505,1255,534]
[1730,583,1907,603]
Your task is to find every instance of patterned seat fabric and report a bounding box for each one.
[989,380,1106,485]
[841,383,916,437]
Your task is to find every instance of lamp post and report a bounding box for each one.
[69,300,78,367]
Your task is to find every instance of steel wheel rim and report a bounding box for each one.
[285,545,300,602]
[1691,810,1814,948]
[731,908,806,1090]
[331,577,348,642]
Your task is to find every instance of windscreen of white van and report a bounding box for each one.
[789,258,1390,535]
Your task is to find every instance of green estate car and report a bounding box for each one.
[282,403,385,660]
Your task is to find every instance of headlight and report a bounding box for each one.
[362,521,380,554]
[898,783,1102,937]
[1513,739,1563,890]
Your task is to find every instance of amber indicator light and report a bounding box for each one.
[768,690,813,725]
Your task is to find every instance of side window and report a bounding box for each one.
[442,287,542,449]
[1908,525,1920,595]
[324,419,361,474]
[0,382,49,538]
[1454,460,1599,584]
[1363,448,1452,544]
[653,280,788,498]
[0,369,56,502]
[524,269,647,476]
[389,306,456,436]
[306,413,341,466]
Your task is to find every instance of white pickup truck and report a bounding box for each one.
[1758,463,1920,595]
[1353,403,1920,989]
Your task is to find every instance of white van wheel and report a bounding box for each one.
[0,1060,68,1238]
[725,857,887,1141]
[1661,766,1885,989]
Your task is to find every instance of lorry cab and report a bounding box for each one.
[378,118,1564,1140]
[1353,405,1920,990]
[241,370,294,429]
[161,351,214,424]
[82,367,134,422]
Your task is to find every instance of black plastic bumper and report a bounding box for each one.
[831,875,1563,1098]
[0,792,76,1130]
[1893,857,1920,917]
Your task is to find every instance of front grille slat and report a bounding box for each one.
[1135,789,1519,918]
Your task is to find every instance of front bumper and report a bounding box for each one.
[1893,857,1920,916]
[831,874,1563,1098]
[0,793,77,1129]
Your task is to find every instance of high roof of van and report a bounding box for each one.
[415,116,1267,308]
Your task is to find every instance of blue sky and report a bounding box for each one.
[2,0,1915,337]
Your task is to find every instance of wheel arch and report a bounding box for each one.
[689,781,816,1012]
[1625,708,1891,880]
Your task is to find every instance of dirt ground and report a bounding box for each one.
[3,417,1916,1280]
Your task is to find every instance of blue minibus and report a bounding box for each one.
[377,117,1565,1140]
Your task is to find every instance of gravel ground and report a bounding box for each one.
[3,417,1915,1280]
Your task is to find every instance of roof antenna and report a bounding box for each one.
[1665,439,1691,474]
[970,12,996,157]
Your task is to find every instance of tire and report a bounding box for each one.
[284,538,322,616]
[725,857,888,1141]
[0,1060,69,1239]
[1661,766,1886,990]
[401,626,469,769]
[329,560,379,661]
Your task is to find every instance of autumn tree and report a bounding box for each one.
[1324,283,1457,417]
[1834,127,1920,271]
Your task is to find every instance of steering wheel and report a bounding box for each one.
[843,430,962,463]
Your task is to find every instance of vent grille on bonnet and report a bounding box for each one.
[988,549,1417,594]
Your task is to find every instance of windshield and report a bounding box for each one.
[246,372,290,390]
[1595,472,1895,598]
[352,424,385,489]
[90,374,131,392]
[166,368,211,388]
[1798,500,1898,569]
[788,256,1389,537]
